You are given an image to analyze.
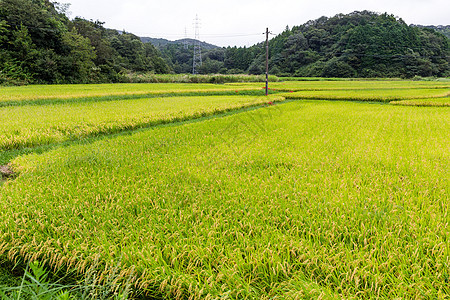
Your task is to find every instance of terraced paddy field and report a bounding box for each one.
[232,80,450,91]
[282,88,450,102]
[0,80,449,299]
[0,94,283,152]
[390,98,450,107]
[0,83,260,103]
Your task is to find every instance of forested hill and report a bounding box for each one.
[0,0,170,85]
[140,37,218,50]
[412,25,450,39]
[261,11,450,77]
[158,11,448,78]
[1,3,449,84]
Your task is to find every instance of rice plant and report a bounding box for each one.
[228,79,450,92]
[0,94,284,151]
[0,83,261,103]
[282,88,450,102]
[1,100,448,299]
[390,97,450,107]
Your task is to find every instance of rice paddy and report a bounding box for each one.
[0,94,283,151]
[0,80,449,299]
[390,97,450,107]
[231,79,450,91]
[282,88,450,102]
[0,83,259,103]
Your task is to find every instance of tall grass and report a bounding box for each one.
[1,101,448,299]
[0,260,135,299]
[120,73,280,84]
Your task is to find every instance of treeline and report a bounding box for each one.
[160,11,449,78]
[0,0,170,85]
[1,3,449,85]
[413,25,450,39]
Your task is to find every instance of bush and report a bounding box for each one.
[322,58,357,78]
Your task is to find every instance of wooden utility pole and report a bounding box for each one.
[265,27,269,96]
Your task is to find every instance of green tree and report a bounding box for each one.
[198,57,223,74]
[0,0,171,84]
[322,57,356,77]
[57,28,96,83]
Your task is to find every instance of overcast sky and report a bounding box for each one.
[65,0,450,47]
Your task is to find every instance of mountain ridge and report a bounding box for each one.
[411,25,450,39]
[137,24,449,49]
[140,37,219,50]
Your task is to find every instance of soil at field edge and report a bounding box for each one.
[0,165,14,179]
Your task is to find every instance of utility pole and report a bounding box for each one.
[265,27,269,96]
[192,15,202,74]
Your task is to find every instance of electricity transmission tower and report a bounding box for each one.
[192,15,202,74]
[184,27,188,50]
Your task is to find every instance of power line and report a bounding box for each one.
[2,20,449,59]
[2,21,265,39]
[135,33,264,39]
[201,33,262,37]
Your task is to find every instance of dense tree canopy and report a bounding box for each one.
[0,0,170,84]
[158,11,449,78]
[1,4,448,84]
[267,11,449,77]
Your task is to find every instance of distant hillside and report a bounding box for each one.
[3,1,447,82]
[140,37,173,47]
[140,37,219,50]
[176,39,219,50]
[250,11,450,78]
[412,25,450,39]
[157,11,449,77]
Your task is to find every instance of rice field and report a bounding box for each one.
[0,83,259,103]
[282,88,450,102]
[231,80,450,91]
[0,80,449,299]
[390,97,450,107]
[3,80,448,104]
[0,94,283,151]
